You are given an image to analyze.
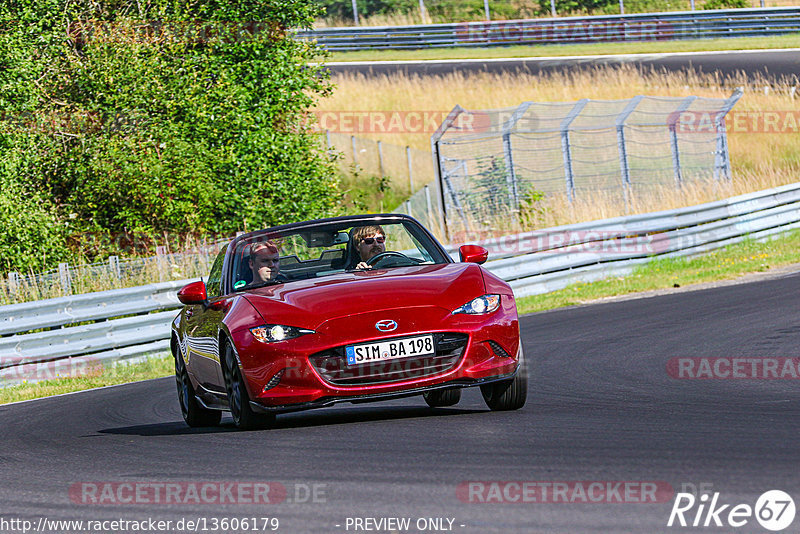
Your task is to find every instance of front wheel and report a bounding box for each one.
[175,354,221,427]
[423,388,461,408]
[222,342,276,430]
[481,351,528,411]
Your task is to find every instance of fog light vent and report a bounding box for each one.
[263,369,285,392]
[488,341,511,358]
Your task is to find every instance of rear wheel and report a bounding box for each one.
[175,353,221,427]
[423,388,462,407]
[222,342,276,430]
[481,350,528,411]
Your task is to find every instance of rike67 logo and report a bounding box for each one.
[667,490,795,531]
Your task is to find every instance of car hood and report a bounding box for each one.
[242,263,486,329]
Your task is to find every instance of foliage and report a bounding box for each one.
[0,178,71,273]
[0,0,340,272]
[338,165,405,213]
[702,0,747,9]
[318,0,542,22]
[518,188,547,229]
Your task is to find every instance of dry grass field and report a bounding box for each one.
[317,66,800,230]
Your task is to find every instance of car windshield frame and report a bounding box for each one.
[222,214,451,294]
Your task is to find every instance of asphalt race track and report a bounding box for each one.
[327,48,800,80]
[2,271,800,533]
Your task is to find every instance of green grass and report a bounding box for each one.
[517,230,800,314]
[327,34,800,62]
[0,354,173,405]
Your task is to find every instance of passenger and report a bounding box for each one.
[249,241,283,283]
[352,225,386,270]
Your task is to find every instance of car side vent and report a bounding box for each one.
[488,340,511,358]
[262,369,285,392]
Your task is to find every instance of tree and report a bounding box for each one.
[0,0,339,271]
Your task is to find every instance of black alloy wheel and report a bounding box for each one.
[175,353,221,427]
[222,342,276,430]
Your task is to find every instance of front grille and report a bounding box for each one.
[308,333,469,386]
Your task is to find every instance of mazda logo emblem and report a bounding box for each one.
[375,319,398,332]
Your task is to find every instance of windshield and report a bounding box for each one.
[228,219,450,291]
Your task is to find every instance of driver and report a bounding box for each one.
[353,225,386,270]
[249,241,283,283]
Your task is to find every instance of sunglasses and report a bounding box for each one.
[362,236,385,245]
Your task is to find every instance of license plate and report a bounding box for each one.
[345,335,435,365]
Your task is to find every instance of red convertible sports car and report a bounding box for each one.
[172,214,526,429]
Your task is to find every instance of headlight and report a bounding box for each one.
[250,325,314,343]
[453,294,501,315]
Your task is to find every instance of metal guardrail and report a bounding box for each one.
[299,8,800,50]
[0,279,191,337]
[0,280,190,386]
[2,182,800,386]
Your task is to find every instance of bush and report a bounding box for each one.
[702,0,748,9]
[318,0,543,22]
[0,0,340,272]
[0,179,71,273]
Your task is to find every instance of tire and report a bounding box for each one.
[222,342,276,430]
[175,353,222,427]
[423,388,462,407]
[481,350,528,411]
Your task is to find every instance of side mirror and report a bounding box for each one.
[459,244,488,265]
[178,281,207,305]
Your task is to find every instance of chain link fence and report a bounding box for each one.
[430,90,742,238]
[1,240,230,305]
[326,131,432,196]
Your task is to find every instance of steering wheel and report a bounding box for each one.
[366,251,413,268]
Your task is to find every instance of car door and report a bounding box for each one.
[184,245,228,393]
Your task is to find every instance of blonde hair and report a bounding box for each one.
[352,225,385,245]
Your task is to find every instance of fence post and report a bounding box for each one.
[501,102,532,212]
[351,135,358,168]
[616,95,644,213]
[406,146,414,195]
[668,96,697,189]
[8,272,20,296]
[351,0,359,25]
[58,263,72,295]
[424,184,434,229]
[155,246,168,282]
[377,140,385,178]
[431,105,468,242]
[560,99,588,202]
[714,88,743,182]
[325,130,333,155]
[108,255,122,279]
[502,134,519,210]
